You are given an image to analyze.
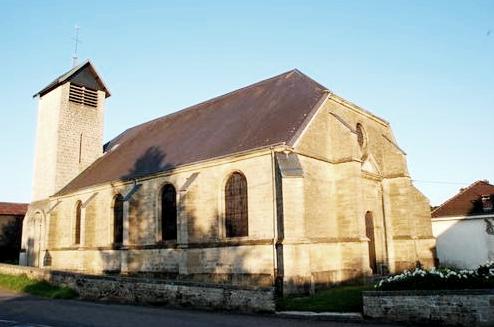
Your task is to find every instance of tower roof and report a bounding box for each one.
[33,60,111,98]
[57,69,328,195]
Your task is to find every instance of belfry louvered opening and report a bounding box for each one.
[69,84,98,107]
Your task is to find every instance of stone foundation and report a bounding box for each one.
[0,263,275,312]
[363,290,494,326]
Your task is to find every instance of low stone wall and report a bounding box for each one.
[0,263,50,280]
[363,289,494,326]
[0,263,275,312]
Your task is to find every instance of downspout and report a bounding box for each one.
[380,182,390,274]
[270,147,279,292]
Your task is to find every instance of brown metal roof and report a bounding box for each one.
[0,202,28,216]
[431,180,494,218]
[57,69,328,196]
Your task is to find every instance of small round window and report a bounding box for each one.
[356,123,366,149]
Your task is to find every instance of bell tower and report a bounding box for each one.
[32,60,110,201]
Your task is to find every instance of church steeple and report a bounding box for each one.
[32,60,110,201]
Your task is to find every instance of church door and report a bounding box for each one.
[365,211,378,274]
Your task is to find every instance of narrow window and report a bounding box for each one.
[225,172,248,238]
[74,201,82,245]
[78,133,83,163]
[161,184,177,241]
[365,211,377,274]
[356,123,365,149]
[113,194,124,245]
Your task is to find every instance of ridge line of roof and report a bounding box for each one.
[105,68,325,151]
[149,69,304,120]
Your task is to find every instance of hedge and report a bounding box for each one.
[375,261,494,291]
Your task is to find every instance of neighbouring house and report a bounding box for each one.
[432,180,494,269]
[0,202,27,263]
[21,60,436,295]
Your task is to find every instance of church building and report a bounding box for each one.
[21,61,436,294]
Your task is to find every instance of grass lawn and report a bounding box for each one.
[0,273,78,299]
[277,285,372,313]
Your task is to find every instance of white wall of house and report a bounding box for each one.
[432,215,494,269]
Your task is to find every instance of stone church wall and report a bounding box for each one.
[294,94,436,282]
[32,83,106,202]
[55,84,105,195]
[41,152,277,286]
[32,87,62,201]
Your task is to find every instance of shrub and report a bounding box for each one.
[375,261,494,291]
[0,273,78,299]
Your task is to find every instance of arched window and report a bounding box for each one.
[161,184,177,241]
[74,201,82,245]
[225,172,248,238]
[365,211,377,274]
[113,194,124,245]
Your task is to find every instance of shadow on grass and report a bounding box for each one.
[0,273,78,299]
[276,285,373,313]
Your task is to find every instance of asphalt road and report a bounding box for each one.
[0,288,398,327]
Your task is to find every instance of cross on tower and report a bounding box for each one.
[72,25,81,67]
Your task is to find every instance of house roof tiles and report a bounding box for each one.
[0,202,28,216]
[432,180,494,218]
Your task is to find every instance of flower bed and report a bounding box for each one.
[375,261,494,291]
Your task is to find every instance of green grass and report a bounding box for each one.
[0,273,78,299]
[277,285,372,313]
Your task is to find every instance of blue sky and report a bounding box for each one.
[1,1,493,205]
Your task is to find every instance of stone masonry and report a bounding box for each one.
[32,83,105,201]
[363,290,494,326]
[0,263,274,312]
